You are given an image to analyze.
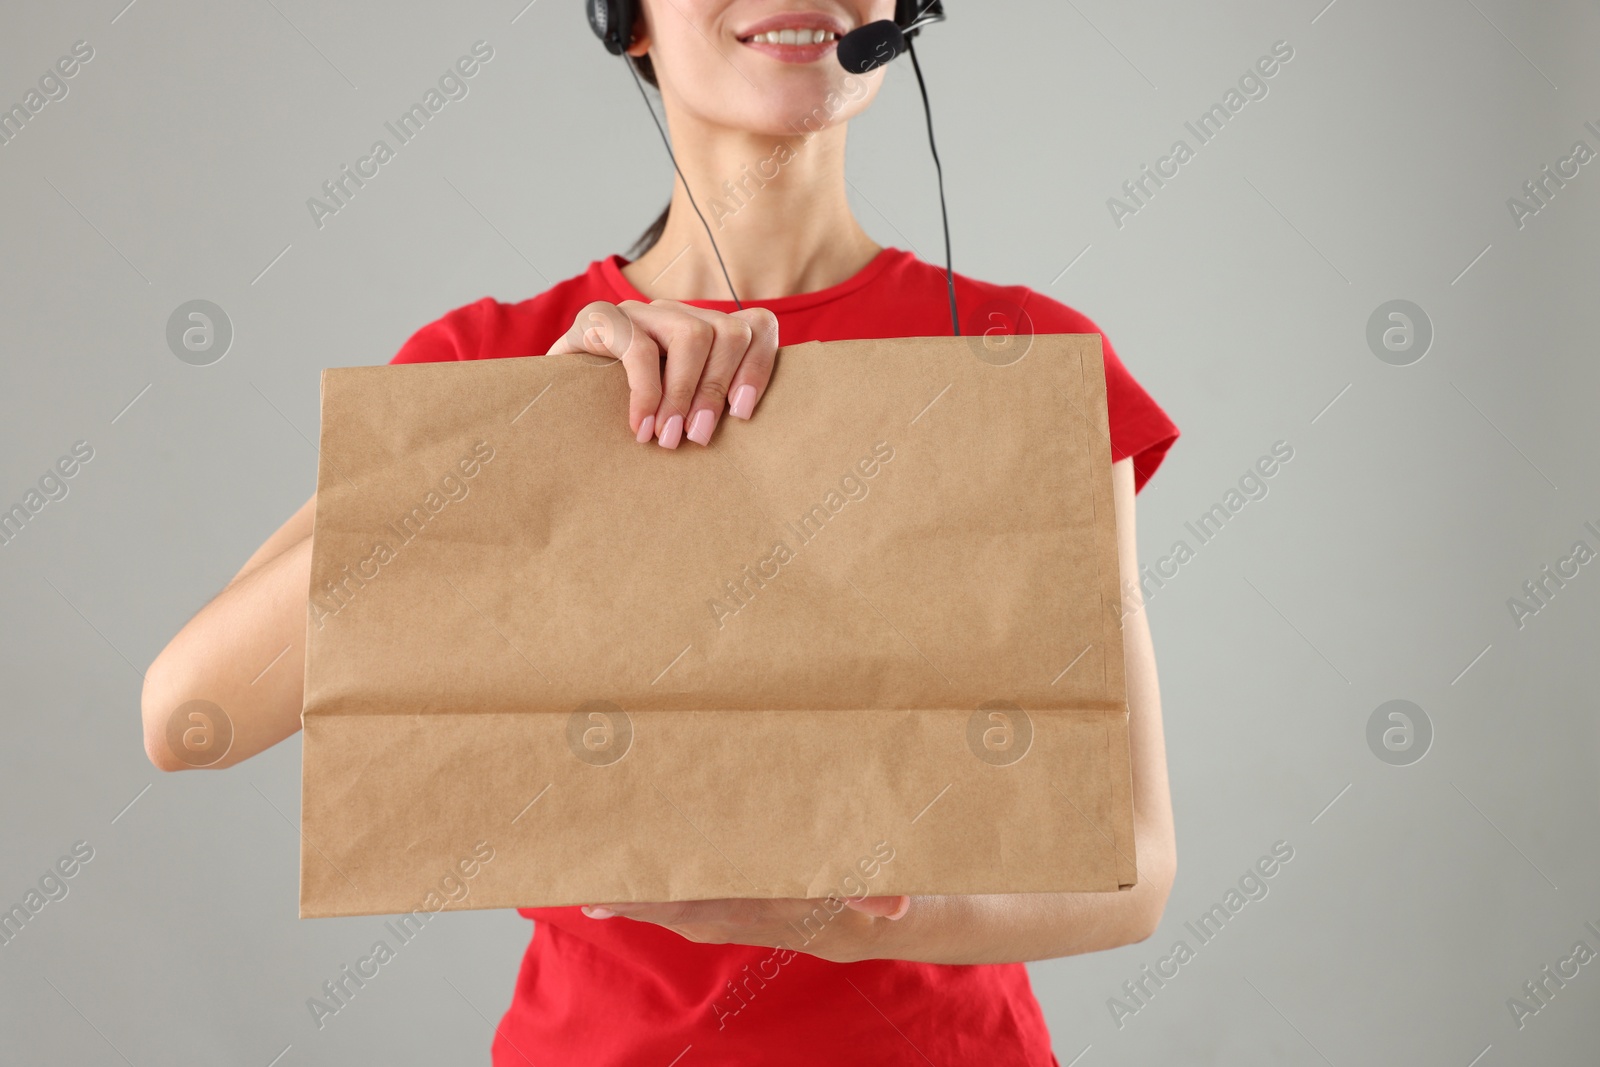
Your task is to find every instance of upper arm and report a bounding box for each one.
[229,495,315,589]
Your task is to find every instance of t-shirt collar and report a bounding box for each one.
[600,247,900,314]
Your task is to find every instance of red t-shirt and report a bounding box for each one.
[391,248,1178,1066]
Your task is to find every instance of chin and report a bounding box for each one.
[708,71,880,138]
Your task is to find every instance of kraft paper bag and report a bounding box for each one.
[300,334,1136,918]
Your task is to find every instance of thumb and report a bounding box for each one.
[546,301,634,359]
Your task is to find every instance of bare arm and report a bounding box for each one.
[141,496,316,770]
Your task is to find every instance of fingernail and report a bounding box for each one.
[729,385,756,419]
[635,415,655,443]
[583,906,615,919]
[658,414,684,449]
[687,409,715,445]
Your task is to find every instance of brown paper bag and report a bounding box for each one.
[300,334,1135,918]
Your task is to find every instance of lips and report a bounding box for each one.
[736,11,848,63]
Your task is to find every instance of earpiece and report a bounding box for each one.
[585,0,636,55]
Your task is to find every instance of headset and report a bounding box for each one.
[585,0,959,335]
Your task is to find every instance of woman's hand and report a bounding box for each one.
[581,895,912,964]
[547,299,779,448]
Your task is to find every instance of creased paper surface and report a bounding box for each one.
[300,335,1135,917]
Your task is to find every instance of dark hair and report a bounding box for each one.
[626,53,670,259]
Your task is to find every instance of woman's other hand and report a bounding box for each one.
[580,895,913,965]
[547,299,779,448]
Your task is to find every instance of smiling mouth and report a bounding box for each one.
[739,28,840,46]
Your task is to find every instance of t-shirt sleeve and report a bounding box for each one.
[388,296,495,365]
[1018,290,1179,493]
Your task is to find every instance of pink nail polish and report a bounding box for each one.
[687,409,715,445]
[729,385,756,419]
[584,906,615,919]
[658,414,684,449]
[635,415,655,443]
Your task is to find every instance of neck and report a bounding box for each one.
[622,112,880,302]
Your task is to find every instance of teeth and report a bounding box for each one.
[752,28,836,45]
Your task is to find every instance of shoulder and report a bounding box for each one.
[878,250,1107,336]
[388,260,618,365]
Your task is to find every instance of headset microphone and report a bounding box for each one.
[836,21,908,75]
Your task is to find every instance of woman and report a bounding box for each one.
[142,2,1180,1063]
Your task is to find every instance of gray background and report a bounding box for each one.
[2,0,1596,1063]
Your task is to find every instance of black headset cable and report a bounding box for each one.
[625,56,744,310]
[905,35,958,337]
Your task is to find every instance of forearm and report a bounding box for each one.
[141,534,312,770]
[858,843,1172,965]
